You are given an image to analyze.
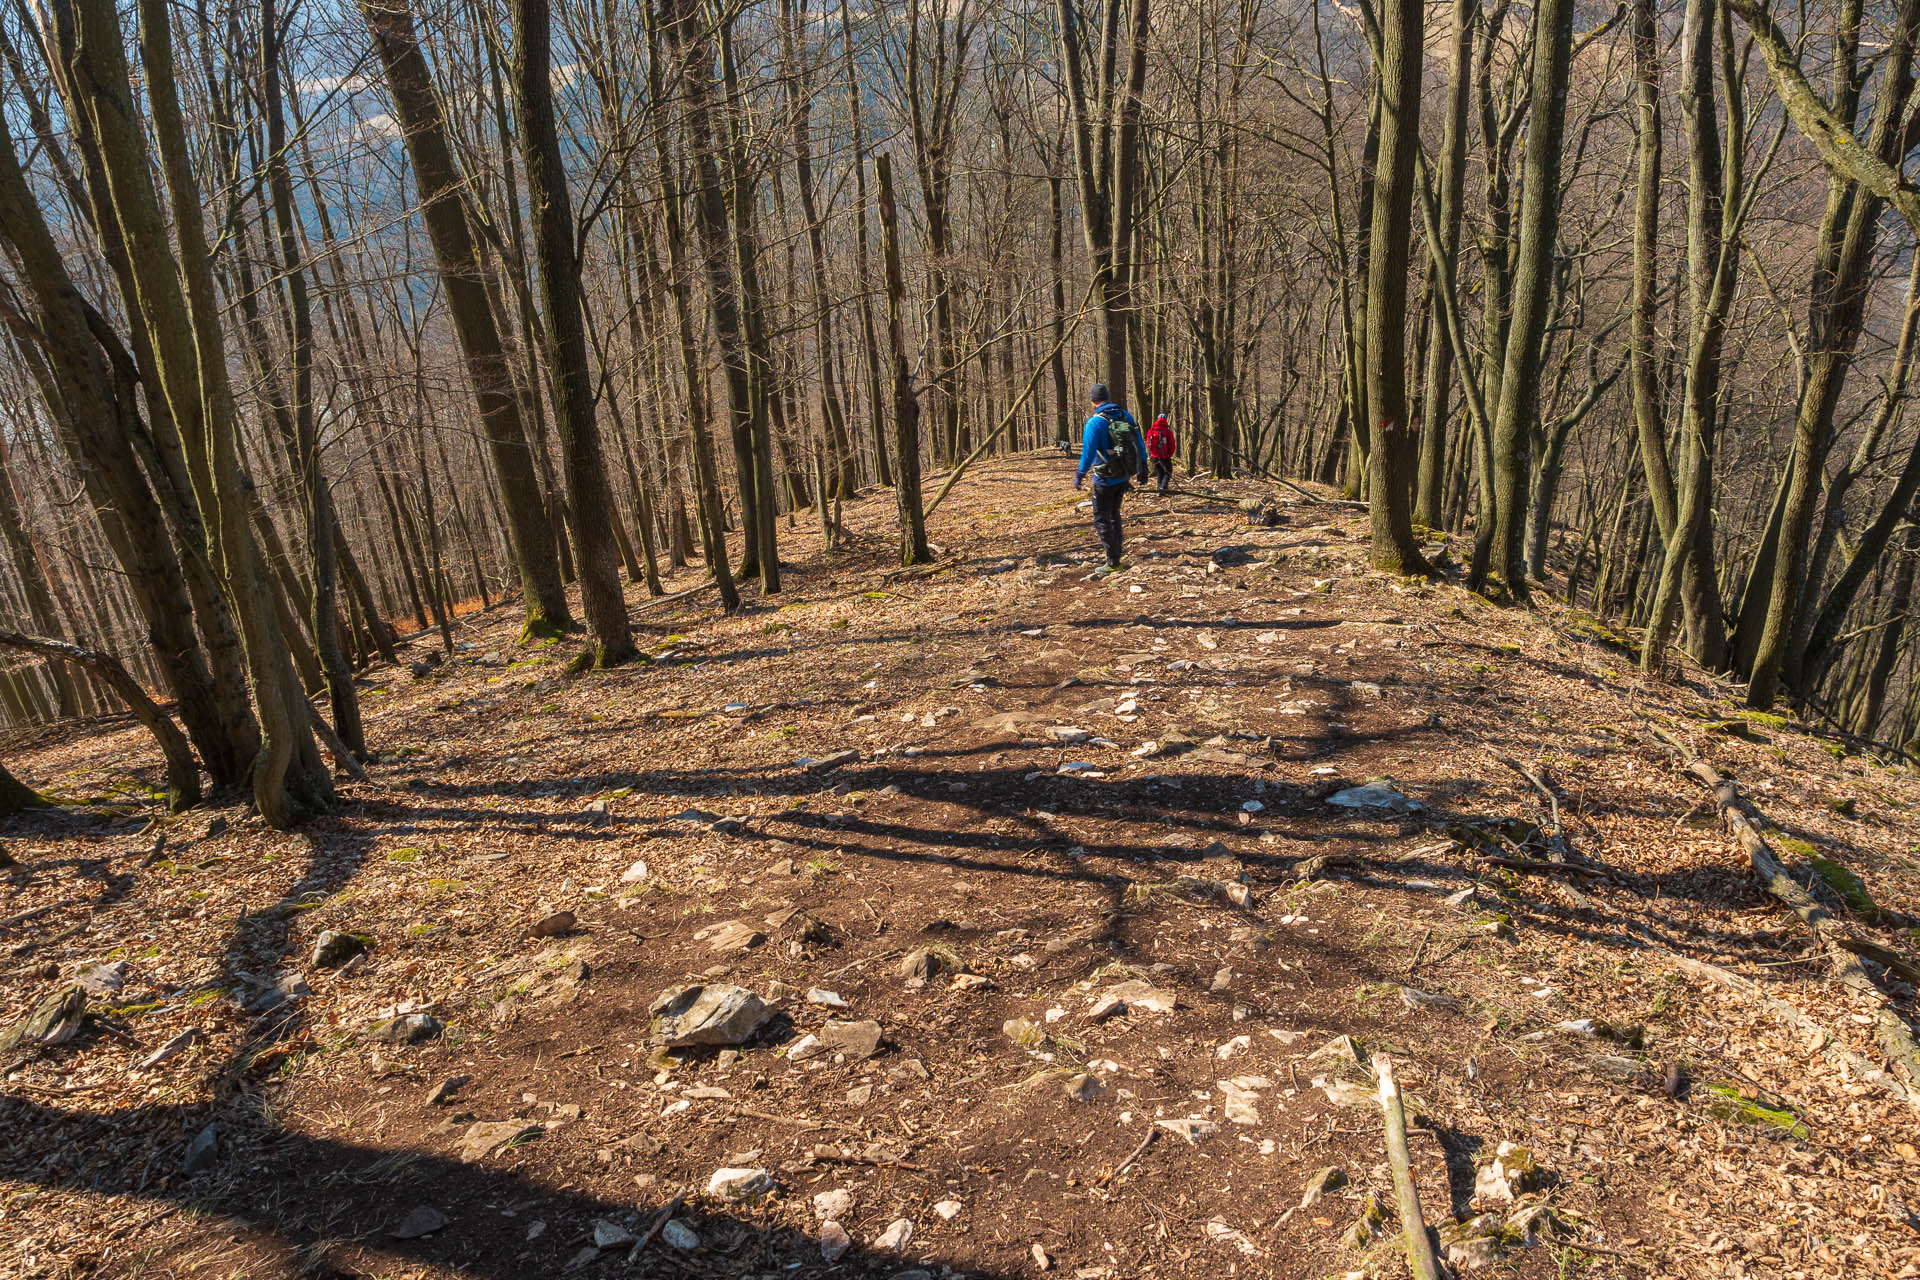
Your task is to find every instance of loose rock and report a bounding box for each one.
[814,1189,854,1221]
[874,1218,914,1252]
[706,1167,774,1203]
[455,1120,542,1162]
[698,920,766,953]
[1473,1141,1542,1205]
[649,984,773,1047]
[590,1219,634,1249]
[1091,979,1176,1017]
[1300,1166,1348,1207]
[1327,782,1422,813]
[180,1122,219,1174]
[76,961,127,995]
[392,1205,449,1239]
[1155,1117,1217,1145]
[819,1221,852,1262]
[1063,1072,1105,1102]
[660,1220,700,1251]
[312,930,366,968]
[425,1074,470,1106]
[898,948,945,987]
[818,1018,884,1061]
[367,1013,443,1044]
[0,986,86,1054]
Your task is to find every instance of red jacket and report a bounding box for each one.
[1146,417,1176,459]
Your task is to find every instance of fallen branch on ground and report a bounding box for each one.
[1636,929,1920,1112]
[1498,756,1563,837]
[0,899,73,932]
[631,578,724,617]
[1652,725,1920,1089]
[0,629,199,811]
[1373,1055,1443,1280]
[1470,852,1610,879]
[308,707,368,782]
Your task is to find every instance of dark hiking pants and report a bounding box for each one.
[1152,458,1172,493]
[1092,482,1127,568]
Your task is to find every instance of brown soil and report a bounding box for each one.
[4,456,1919,1280]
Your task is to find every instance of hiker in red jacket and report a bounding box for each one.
[1145,414,1177,494]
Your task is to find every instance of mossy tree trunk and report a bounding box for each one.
[62,0,331,826]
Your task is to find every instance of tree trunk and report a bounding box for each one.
[1363,0,1430,574]
[877,155,931,566]
[1643,0,1740,672]
[67,0,330,824]
[662,0,768,598]
[1488,0,1575,594]
[1744,0,1920,706]
[359,0,573,641]
[0,113,261,787]
[510,0,636,665]
[263,0,363,756]
[1416,0,1475,529]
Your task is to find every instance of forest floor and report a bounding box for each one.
[4,454,1920,1280]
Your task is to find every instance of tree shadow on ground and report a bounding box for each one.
[0,1091,1026,1279]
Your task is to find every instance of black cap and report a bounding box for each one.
[1089,382,1109,404]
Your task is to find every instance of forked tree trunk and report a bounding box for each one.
[66,0,330,825]
[0,113,260,787]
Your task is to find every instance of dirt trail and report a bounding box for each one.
[3,456,1919,1280]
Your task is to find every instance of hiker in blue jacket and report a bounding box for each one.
[1073,383,1148,576]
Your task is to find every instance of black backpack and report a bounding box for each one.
[1092,406,1143,481]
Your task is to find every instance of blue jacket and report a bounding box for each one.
[1076,404,1145,488]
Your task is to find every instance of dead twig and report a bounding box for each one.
[1404,927,1433,976]
[625,1194,686,1261]
[733,1108,825,1130]
[1499,756,1563,837]
[0,899,73,932]
[811,1150,929,1173]
[1098,1125,1158,1186]
[1470,852,1609,879]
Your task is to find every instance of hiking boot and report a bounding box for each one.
[1091,563,1123,579]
